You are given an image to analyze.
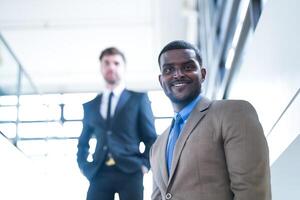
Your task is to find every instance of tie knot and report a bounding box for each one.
[174,114,183,124]
[172,114,183,132]
[108,91,114,99]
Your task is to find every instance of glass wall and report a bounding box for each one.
[0,91,171,153]
[197,0,265,100]
[0,90,172,200]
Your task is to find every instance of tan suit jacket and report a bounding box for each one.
[150,97,271,200]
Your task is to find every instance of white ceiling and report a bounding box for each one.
[0,0,188,94]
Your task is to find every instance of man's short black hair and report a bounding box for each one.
[158,40,202,67]
[99,47,126,63]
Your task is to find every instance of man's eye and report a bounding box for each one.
[163,68,172,74]
[184,65,195,71]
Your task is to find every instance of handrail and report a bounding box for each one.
[0,130,8,139]
[0,130,24,153]
[0,32,42,146]
[0,32,40,94]
[267,88,300,136]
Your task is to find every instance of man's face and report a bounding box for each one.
[159,49,206,109]
[100,54,125,86]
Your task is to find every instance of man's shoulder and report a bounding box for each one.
[209,99,257,117]
[125,89,148,101]
[83,95,100,107]
[125,89,146,96]
[211,99,254,109]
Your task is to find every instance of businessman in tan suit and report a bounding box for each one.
[150,40,271,200]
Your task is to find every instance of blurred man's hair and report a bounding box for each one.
[99,47,126,63]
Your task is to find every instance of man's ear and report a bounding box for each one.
[200,68,206,82]
[158,75,163,87]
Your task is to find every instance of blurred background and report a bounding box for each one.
[0,0,299,199]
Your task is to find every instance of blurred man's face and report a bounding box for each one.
[100,54,125,87]
[159,49,206,111]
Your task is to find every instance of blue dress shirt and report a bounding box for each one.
[166,95,202,175]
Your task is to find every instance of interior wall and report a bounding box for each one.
[228,0,299,132]
[156,0,187,48]
[226,0,300,199]
[271,135,300,200]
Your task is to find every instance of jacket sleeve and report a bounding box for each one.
[222,101,271,200]
[76,104,94,178]
[137,93,157,169]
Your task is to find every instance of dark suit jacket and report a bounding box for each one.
[150,97,271,200]
[77,89,157,180]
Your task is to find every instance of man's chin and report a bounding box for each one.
[169,93,198,104]
[105,79,118,85]
[169,94,188,104]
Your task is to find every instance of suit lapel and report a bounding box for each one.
[159,127,172,187]
[113,89,131,120]
[168,97,212,183]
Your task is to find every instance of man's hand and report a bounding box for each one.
[141,165,149,174]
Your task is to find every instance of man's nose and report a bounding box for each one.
[107,64,116,70]
[173,68,184,77]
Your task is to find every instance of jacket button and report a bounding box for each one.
[103,146,108,151]
[165,193,172,199]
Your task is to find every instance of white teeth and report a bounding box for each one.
[174,83,186,87]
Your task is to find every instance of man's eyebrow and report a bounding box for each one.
[161,63,174,68]
[182,60,195,65]
[161,59,196,68]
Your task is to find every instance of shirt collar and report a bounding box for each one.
[103,83,125,97]
[175,95,202,122]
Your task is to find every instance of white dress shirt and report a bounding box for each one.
[100,84,125,119]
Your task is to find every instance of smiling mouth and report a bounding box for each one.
[171,80,191,88]
[173,83,187,87]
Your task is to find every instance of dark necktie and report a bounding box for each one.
[166,114,183,175]
[105,92,116,166]
[106,92,113,130]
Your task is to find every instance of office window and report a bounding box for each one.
[61,121,83,137]
[0,95,18,105]
[45,139,78,158]
[148,90,173,135]
[64,104,83,120]
[19,105,60,121]
[155,118,172,135]
[19,95,44,105]
[148,90,173,118]
[18,122,62,138]
[0,106,17,121]
[39,94,62,105]
[62,93,97,105]
[2,91,175,146]
[17,140,48,157]
[0,123,16,138]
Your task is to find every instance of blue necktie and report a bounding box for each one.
[166,114,183,175]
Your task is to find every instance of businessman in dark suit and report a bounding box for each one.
[77,47,157,200]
